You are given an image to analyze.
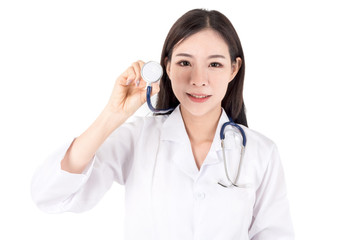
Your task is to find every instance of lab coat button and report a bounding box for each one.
[195,192,205,200]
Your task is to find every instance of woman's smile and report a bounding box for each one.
[186,93,212,103]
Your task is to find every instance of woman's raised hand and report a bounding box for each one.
[104,60,160,121]
[61,61,161,173]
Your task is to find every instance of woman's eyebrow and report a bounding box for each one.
[208,54,226,59]
[175,53,193,58]
[175,53,226,59]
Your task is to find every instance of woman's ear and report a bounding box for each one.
[230,57,242,81]
[165,57,171,79]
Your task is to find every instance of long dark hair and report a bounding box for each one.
[156,9,248,127]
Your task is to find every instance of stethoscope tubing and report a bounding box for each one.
[146,85,174,114]
[218,119,247,188]
[220,121,247,147]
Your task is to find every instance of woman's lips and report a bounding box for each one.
[186,93,211,103]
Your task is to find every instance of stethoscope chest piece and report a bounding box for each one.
[141,61,163,85]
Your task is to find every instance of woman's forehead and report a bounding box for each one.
[172,29,231,59]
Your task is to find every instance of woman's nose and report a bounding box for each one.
[190,67,208,86]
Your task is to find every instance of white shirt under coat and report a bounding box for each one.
[31,106,294,240]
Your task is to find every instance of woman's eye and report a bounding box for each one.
[210,62,222,68]
[178,61,191,66]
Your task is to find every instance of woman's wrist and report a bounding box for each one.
[96,106,130,138]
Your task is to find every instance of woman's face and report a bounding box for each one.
[166,29,241,119]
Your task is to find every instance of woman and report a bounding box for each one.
[32,9,294,240]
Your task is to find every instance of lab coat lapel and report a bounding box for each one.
[204,109,230,166]
[160,106,199,180]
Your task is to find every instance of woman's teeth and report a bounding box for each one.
[189,94,208,98]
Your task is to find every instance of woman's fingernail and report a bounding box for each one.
[136,80,140,86]
[126,79,132,85]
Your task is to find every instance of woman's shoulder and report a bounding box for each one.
[239,124,277,152]
[237,125,282,176]
[111,114,169,136]
[127,114,169,127]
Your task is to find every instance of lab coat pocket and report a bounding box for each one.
[215,185,255,212]
[199,185,255,236]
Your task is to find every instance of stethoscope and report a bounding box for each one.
[141,61,175,114]
[141,61,247,188]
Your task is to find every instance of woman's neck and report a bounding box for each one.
[180,106,222,144]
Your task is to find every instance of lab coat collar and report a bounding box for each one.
[160,105,230,149]
[159,105,189,144]
[160,105,230,176]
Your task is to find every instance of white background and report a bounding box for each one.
[1,0,359,239]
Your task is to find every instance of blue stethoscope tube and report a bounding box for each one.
[218,118,247,188]
[146,85,174,114]
[220,121,247,146]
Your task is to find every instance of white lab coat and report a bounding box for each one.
[31,106,294,240]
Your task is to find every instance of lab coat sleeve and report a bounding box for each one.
[248,144,294,240]
[31,120,139,214]
[31,139,96,213]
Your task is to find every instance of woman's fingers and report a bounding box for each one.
[118,60,145,87]
[118,61,145,87]
[108,60,162,116]
[131,60,145,86]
